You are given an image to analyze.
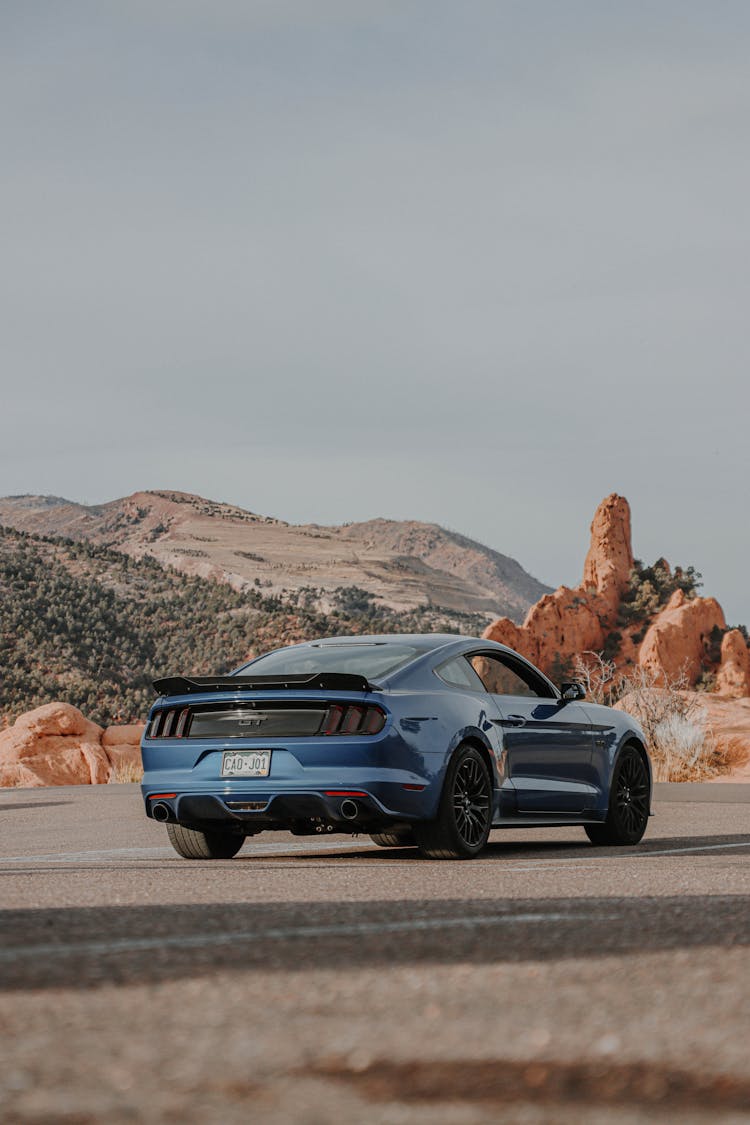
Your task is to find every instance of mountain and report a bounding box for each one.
[0,526,493,726]
[0,490,550,622]
[3,493,749,779]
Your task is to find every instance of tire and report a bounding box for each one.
[166,822,244,860]
[414,744,492,860]
[585,745,650,846]
[369,830,416,848]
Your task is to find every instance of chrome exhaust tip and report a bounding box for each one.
[339,799,359,821]
[151,801,171,823]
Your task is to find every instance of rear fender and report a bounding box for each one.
[431,724,504,807]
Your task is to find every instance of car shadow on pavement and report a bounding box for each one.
[604,832,750,854]
[1,892,748,991]
[231,831,750,862]
[483,831,750,859]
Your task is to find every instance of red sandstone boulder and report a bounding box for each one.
[482,617,532,658]
[0,703,109,787]
[16,703,95,738]
[638,590,726,685]
[102,724,145,776]
[522,587,606,672]
[716,629,750,699]
[484,586,607,678]
[102,723,144,749]
[0,706,146,788]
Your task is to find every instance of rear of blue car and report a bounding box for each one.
[141,682,437,838]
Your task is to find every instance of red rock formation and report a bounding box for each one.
[637,590,726,685]
[0,704,144,788]
[482,617,532,659]
[483,493,749,698]
[102,724,145,777]
[0,703,107,787]
[484,494,632,677]
[522,588,607,671]
[581,493,634,611]
[715,629,750,699]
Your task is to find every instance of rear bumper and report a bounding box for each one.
[142,782,433,830]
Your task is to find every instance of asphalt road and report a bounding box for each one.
[1,784,748,1124]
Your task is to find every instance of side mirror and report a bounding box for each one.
[560,681,586,702]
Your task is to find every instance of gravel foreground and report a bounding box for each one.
[0,784,748,1123]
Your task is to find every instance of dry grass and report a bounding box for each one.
[575,657,749,782]
[707,734,750,776]
[649,711,709,782]
[108,759,144,784]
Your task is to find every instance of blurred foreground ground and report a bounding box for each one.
[0,784,748,1123]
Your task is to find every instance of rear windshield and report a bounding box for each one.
[236,642,427,680]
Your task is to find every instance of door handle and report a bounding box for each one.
[505,714,527,728]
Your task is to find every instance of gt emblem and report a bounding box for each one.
[238,715,268,727]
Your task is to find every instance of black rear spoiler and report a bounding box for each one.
[152,673,378,696]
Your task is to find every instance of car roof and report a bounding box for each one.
[235,633,558,695]
[299,633,466,649]
[257,632,529,660]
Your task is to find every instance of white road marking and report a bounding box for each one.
[608,841,750,858]
[0,839,373,864]
[469,840,750,867]
[0,847,174,863]
[0,911,619,962]
[1,838,748,868]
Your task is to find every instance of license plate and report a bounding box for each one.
[221,750,272,778]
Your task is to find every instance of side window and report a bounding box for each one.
[468,653,551,698]
[436,657,486,692]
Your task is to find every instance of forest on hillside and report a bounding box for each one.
[0,526,485,726]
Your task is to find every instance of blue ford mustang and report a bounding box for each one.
[141,634,651,860]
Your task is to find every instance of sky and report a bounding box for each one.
[1,2,749,622]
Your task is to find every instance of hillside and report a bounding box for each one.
[0,526,487,726]
[0,491,550,623]
[3,495,750,784]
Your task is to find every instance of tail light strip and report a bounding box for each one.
[147,703,386,739]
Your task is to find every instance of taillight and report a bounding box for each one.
[148,707,190,739]
[362,707,386,735]
[322,705,345,735]
[341,705,365,734]
[320,704,385,736]
[147,713,163,739]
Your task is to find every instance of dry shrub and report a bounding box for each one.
[573,652,618,706]
[709,735,750,775]
[575,658,746,782]
[108,759,144,784]
[649,710,712,782]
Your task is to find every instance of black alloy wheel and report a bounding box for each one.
[415,744,493,860]
[585,745,650,846]
[453,754,492,848]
